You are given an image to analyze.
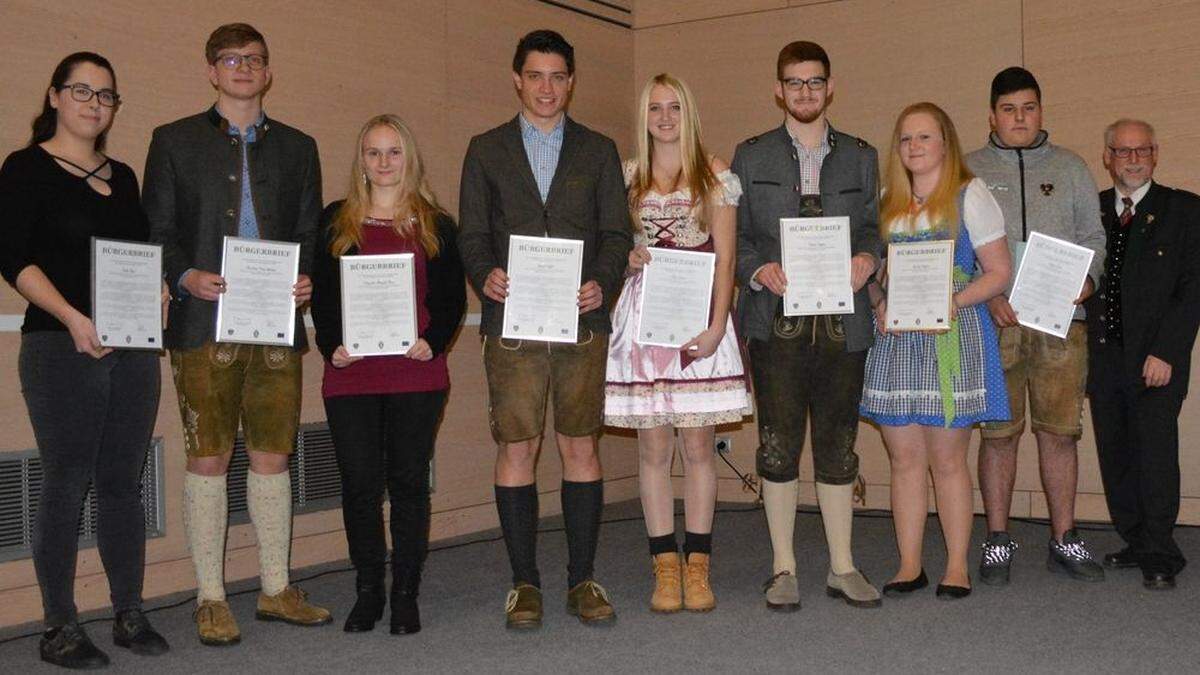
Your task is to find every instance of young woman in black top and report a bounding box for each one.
[0,52,170,669]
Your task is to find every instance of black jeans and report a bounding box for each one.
[749,313,866,485]
[19,332,161,628]
[323,390,448,577]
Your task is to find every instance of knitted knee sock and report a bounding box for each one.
[816,481,857,575]
[182,472,229,602]
[762,479,798,575]
[247,470,293,596]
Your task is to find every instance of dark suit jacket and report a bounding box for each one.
[143,107,322,350]
[309,202,466,362]
[1085,182,1200,393]
[731,124,883,351]
[457,115,632,337]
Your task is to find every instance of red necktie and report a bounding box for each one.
[1119,196,1133,228]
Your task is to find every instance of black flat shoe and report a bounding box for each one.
[112,609,170,655]
[1142,570,1176,591]
[40,624,110,670]
[343,585,386,633]
[1104,547,1140,569]
[882,570,928,597]
[935,583,972,600]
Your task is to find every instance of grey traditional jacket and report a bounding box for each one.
[143,106,322,351]
[457,115,632,337]
[731,123,883,352]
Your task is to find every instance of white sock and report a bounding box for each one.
[183,472,229,603]
[247,470,293,596]
[762,479,798,574]
[816,481,856,575]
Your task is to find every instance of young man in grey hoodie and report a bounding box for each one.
[965,67,1107,586]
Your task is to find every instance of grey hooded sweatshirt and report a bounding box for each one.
[966,130,1106,321]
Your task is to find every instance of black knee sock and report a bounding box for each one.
[495,484,540,588]
[683,531,712,557]
[561,479,603,588]
[648,533,678,556]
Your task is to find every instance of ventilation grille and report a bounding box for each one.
[0,439,165,563]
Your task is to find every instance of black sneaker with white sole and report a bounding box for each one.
[979,531,1018,586]
[1047,529,1105,582]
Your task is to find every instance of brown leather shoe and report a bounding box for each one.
[683,553,716,612]
[566,580,616,625]
[194,600,240,647]
[650,552,683,613]
[504,584,543,630]
[255,586,333,626]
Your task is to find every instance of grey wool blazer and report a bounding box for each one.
[731,124,883,352]
[143,107,322,351]
[457,115,632,337]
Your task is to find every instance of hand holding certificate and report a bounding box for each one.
[92,238,164,350]
[636,248,715,348]
[341,253,418,356]
[886,240,954,332]
[216,236,299,346]
[1008,232,1094,338]
[780,217,854,316]
[502,235,584,343]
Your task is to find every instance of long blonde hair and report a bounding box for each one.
[329,114,442,257]
[628,73,720,231]
[879,102,973,239]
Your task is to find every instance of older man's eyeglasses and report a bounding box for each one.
[1108,146,1154,159]
[780,76,828,92]
[215,54,268,71]
[57,83,120,107]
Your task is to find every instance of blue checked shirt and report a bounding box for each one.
[519,113,564,203]
[225,111,266,239]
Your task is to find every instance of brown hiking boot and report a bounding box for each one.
[255,586,333,626]
[566,580,616,625]
[504,583,543,630]
[683,553,716,612]
[649,552,683,613]
[194,600,240,646]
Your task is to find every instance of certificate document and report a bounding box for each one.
[216,236,299,346]
[887,240,954,332]
[636,248,715,348]
[502,235,583,343]
[341,253,417,356]
[780,216,854,316]
[1008,231,1094,339]
[91,238,163,350]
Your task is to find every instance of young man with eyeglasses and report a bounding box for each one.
[143,23,330,646]
[732,40,883,611]
[966,66,1107,586]
[458,29,631,630]
[1084,119,1200,590]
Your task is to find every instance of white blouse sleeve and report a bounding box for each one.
[715,170,742,206]
[963,177,1006,248]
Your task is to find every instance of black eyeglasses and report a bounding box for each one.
[780,76,827,92]
[1108,146,1154,159]
[58,83,120,107]
[214,53,268,71]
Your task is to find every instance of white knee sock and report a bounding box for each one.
[247,470,293,596]
[817,481,856,575]
[762,479,799,574]
[183,472,229,602]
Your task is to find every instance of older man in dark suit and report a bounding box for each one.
[1086,118,1200,590]
[458,29,631,629]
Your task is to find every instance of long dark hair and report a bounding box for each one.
[30,52,117,152]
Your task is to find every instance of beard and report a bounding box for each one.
[788,100,825,124]
[1117,170,1150,194]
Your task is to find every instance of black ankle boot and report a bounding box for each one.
[390,567,421,635]
[343,570,386,633]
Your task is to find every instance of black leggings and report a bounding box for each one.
[323,390,448,575]
[19,332,161,628]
